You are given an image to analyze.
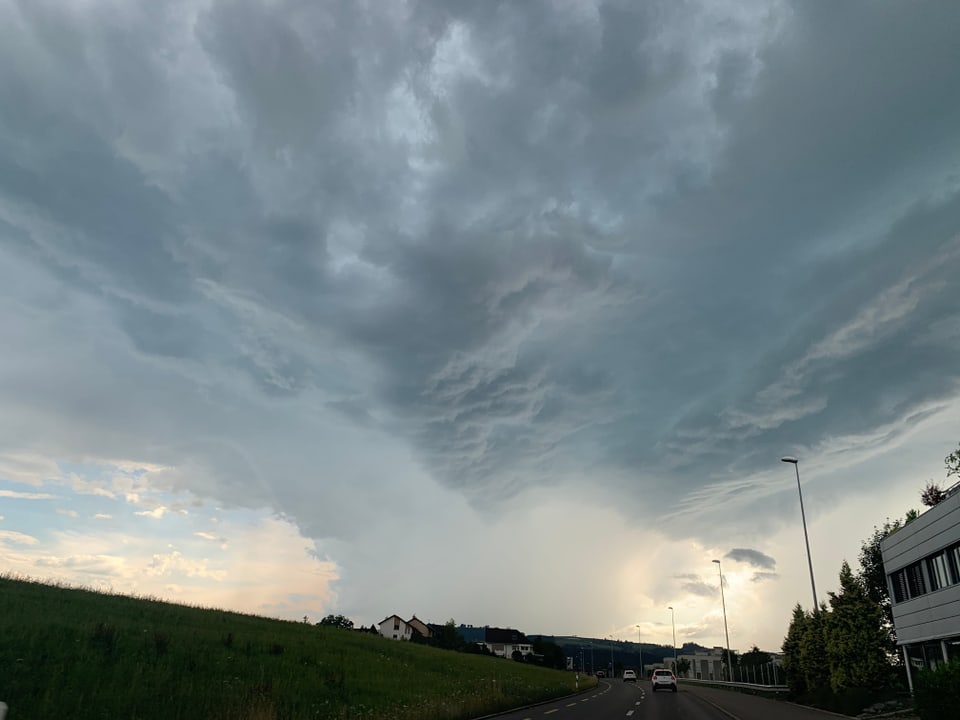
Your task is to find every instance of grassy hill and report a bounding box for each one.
[0,575,592,720]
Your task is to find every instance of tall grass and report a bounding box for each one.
[0,575,591,719]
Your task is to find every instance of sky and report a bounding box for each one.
[2,0,960,654]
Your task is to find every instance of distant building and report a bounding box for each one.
[673,647,729,681]
[378,617,533,657]
[483,627,533,658]
[377,614,413,641]
[880,482,960,691]
[406,616,432,639]
[457,624,533,657]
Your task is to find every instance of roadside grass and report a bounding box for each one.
[0,575,593,720]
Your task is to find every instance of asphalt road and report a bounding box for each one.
[486,679,848,720]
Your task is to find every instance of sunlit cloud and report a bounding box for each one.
[0,490,57,500]
[0,530,40,546]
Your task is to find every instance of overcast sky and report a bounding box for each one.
[2,0,960,653]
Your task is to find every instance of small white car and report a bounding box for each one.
[622,669,637,682]
[651,669,677,692]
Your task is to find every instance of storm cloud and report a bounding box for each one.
[2,0,960,647]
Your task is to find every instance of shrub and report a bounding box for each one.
[914,660,960,720]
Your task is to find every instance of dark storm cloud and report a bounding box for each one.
[2,0,960,543]
[725,548,777,570]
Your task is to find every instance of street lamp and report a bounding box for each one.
[781,456,818,608]
[635,624,643,680]
[667,606,677,671]
[609,637,615,677]
[712,559,732,681]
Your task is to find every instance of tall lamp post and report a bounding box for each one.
[667,606,678,672]
[635,624,643,680]
[609,637,615,677]
[781,456,818,609]
[712,559,732,680]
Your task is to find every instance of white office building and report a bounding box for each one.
[880,482,960,690]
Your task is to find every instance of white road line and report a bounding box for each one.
[626,711,635,716]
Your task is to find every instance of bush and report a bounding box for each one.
[914,660,960,720]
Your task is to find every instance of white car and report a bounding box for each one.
[622,669,637,682]
[651,669,677,692]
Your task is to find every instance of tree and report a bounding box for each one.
[799,604,831,694]
[675,657,691,677]
[532,637,566,669]
[858,517,904,638]
[782,604,808,694]
[435,619,466,651]
[915,660,960,720]
[825,562,893,692]
[719,648,739,680]
[317,614,354,629]
[921,482,946,507]
[946,442,960,478]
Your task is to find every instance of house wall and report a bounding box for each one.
[485,642,533,657]
[881,489,960,647]
[674,652,723,680]
[378,616,412,641]
[407,618,430,638]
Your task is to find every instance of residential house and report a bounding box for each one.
[481,627,534,658]
[378,614,413,641]
[407,615,432,639]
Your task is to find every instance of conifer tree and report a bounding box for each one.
[826,561,893,692]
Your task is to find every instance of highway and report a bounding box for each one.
[487,678,847,720]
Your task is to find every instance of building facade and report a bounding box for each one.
[377,614,414,640]
[880,483,960,690]
[673,647,727,680]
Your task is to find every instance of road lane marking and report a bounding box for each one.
[566,702,578,707]
[543,710,558,715]
[626,711,634,716]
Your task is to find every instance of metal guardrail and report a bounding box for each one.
[679,678,790,693]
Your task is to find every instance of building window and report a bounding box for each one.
[394,622,400,630]
[891,569,908,603]
[906,562,927,598]
[927,552,955,591]
[950,543,960,581]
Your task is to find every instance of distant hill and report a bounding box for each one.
[530,634,711,673]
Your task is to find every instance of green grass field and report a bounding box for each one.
[0,575,593,720]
